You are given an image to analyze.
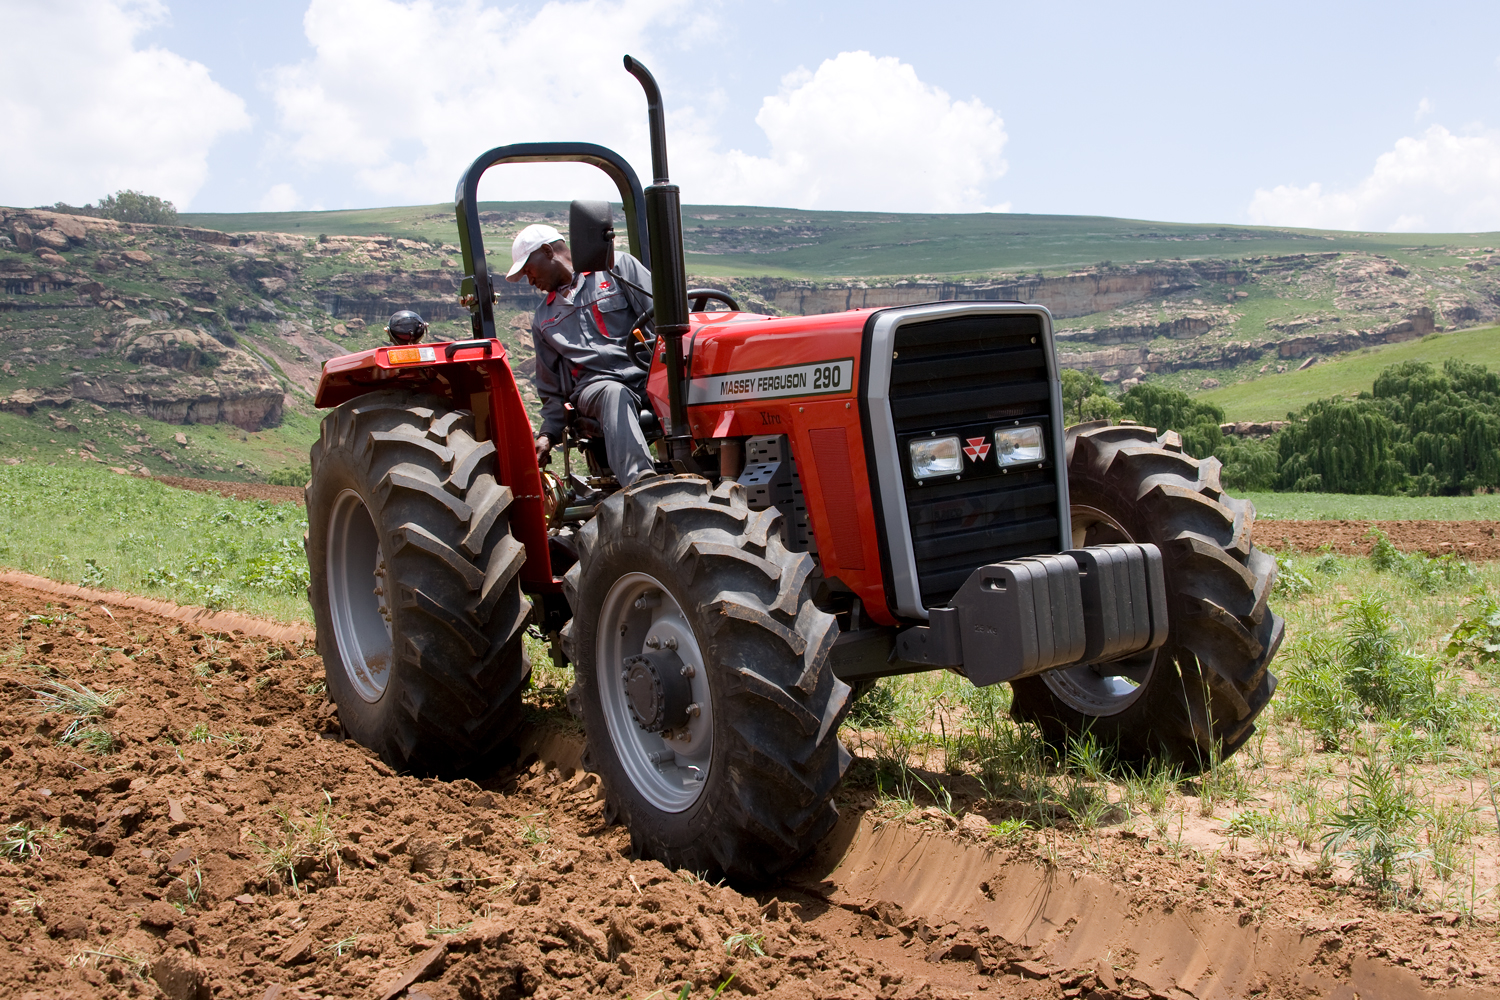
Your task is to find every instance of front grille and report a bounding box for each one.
[888,313,1062,607]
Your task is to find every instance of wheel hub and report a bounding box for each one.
[596,574,713,813]
[622,648,695,734]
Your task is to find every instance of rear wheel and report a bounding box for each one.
[1010,422,1283,767]
[562,476,852,880]
[306,390,531,775]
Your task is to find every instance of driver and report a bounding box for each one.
[506,223,657,487]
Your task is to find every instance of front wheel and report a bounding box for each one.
[1010,422,1283,767]
[561,476,852,880]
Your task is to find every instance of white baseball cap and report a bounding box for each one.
[505,223,565,282]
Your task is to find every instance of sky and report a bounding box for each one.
[3,0,1499,231]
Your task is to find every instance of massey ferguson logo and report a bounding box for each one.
[963,436,991,463]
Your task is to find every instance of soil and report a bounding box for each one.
[4,580,1500,1000]
[150,476,306,506]
[1258,519,1500,559]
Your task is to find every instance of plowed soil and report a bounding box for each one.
[151,476,307,505]
[4,579,1500,1000]
[1258,519,1500,559]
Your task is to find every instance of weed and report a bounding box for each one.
[1323,748,1428,901]
[1427,800,1480,881]
[724,931,765,957]
[33,676,122,745]
[9,893,42,916]
[519,812,550,845]
[251,808,339,894]
[1444,591,1500,669]
[80,558,106,587]
[320,933,362,957]
[986,817,1033,843]
[846,681,897,729]
[1369,529,1475,593]
[171,860,204,910]
[1274,556,1314,596]
[66,725,118,755]
[304,679,327,696]
[1,823,49,860]
[183,722,213,743]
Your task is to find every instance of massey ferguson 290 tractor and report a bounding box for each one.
[305,57,1282,879]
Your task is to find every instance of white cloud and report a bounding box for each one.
[0,0,249,209]
[1415,97,1432,122]
[679,52,1008,212]
[1247,125,1500,232]
[258,183,301,212]
[268,2,1009,213]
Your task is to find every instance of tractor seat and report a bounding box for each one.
[565,406,663,444]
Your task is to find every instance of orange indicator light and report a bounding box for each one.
[387,346,437,365]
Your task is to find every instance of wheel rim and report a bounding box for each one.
[1038,504,1160,716]
[326,489,394,703]
[596,572,712,813]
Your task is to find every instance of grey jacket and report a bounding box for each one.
[531,253,653,441]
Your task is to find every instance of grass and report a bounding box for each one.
[0,406,321,484]
[251,807,340,894]
[1198,325,1500,422]
[1243,491,1500,521]
[0,463,310,622]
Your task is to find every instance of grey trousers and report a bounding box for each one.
[575,380,656,487]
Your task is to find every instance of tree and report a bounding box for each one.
[96,190,178,225]
[1060,368,1121,424]
[1119,383,1225,458]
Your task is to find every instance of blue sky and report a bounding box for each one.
[5,0,1499,230]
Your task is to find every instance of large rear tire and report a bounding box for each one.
[305,390,531,775]
[1010,422,1283,767]
[561,476,852,880]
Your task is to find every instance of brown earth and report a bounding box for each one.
[150,476,306,505]
[4,580,1500,1000]
[1258,519,1500,559]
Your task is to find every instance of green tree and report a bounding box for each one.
[1060,368,1121,424]
[96,190,178,224]
[1118,383,1225,458]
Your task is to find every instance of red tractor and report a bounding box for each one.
[306,57,1281,879]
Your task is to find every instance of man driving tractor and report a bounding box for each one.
[506,222,657,486]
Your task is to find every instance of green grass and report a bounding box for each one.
[182,202,1500,280]
[0,464,310,622]
[1198,325,1500,422]
[0,407,319,483]
[1243,491,1500,521]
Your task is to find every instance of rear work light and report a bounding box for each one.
[909,435,963,480]
[387,346,437,365]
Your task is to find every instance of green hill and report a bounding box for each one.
[1199,324,1500,422]
[181,202,1500,280]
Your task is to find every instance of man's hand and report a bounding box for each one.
[534,433,553,465]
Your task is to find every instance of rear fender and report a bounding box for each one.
[315,340,557,591]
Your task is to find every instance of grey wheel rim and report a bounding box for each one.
[1039,504,1160,715]
[596,572,712,813]
[326,489,394,703]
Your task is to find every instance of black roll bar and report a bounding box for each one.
[453,143,649,339]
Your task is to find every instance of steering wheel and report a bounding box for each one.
[625,288,741,371]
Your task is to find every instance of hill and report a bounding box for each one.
[1198,323,1500,422]
[2,201,1498,482]
[181,201,1500,279]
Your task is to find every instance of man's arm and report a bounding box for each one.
[532,323,567,446]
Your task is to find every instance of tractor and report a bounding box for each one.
[305,56,1282,880]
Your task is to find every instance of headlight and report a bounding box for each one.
[994,425,1044,466]
[909,435,962,479]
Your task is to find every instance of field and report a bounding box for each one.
[1246,490,1500,521]
[6,474,1500,997]
[1200,324,1500,422]
[182,202,1500,279]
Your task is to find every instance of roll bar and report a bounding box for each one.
[453,143,648,339]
